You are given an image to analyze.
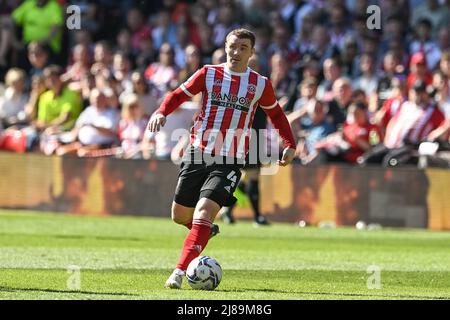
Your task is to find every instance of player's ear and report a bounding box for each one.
[251,47,256,56]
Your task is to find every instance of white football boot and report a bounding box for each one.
[164,268,185,289]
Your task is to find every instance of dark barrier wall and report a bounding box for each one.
[0,152,449,230]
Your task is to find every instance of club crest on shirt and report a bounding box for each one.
[247,84,256,93]
[214,79,222,86]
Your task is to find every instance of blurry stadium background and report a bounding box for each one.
[1,0,450,230]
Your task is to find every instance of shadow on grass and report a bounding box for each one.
[0,286,138,297]
[217,288,450,300]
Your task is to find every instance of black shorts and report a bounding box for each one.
[174,162,242,208]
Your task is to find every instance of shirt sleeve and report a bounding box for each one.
[258,77,278,110]
[157,66,206,116]
[179,66,207,98]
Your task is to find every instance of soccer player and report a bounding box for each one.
[148,28,296,289]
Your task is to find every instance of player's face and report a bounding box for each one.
[225,35,255,72]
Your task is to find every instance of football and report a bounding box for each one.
[186,256,222,290]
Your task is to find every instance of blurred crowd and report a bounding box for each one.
[0,0,450,168]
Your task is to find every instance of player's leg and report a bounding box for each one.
[171,202,195,230]
[165,197,222,289]
[165,165,241,289]
[245,168,269,226]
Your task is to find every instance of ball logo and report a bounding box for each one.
[214,80,222,86]
[247,84,256,93]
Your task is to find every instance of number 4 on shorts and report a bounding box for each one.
[227,171,237,188]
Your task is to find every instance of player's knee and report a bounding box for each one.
[171,210,186,225]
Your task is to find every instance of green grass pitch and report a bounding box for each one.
[0,210,449,300]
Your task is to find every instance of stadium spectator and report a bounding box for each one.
[352,53,379,97]
[144,43,178,99]
[211,48,226,65]
[375,77,408,136]
[314,102,381,164]
[291,78,318,113]
[172,24,191,70]
[178,44,202,84]
[198,23,217,65]
[358,79,446,166]
[326,77,353,129]
[431,70,450,118]
[126,7,152,54]
[317,57,342,102]
[112,51,134,95]
[117,93,148,159]
[27,41,50,79]
[375,51,404,111]
[119,71,158,117]
[55,88,119,157]
[36,65,82,133]
[11,0,64,58]
[213,5,239,48]
[0,68,28,128]
[289,99,335,164]
[23,74,46,123]
[61,44,92,87]
[341,36,360,80]
[407,52,433,92]
[411,0,450,38]
[152,9,177,50]
[91,41,113,75]
[269,52,294,102]
[409,18,441,70]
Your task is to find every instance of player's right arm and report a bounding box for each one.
[148,66,207,132]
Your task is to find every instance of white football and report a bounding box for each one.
[186,256,222,290]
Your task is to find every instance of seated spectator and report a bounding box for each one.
[152,9,177,51]
[91,40,113,75]
[270,52,295,103]
[23,74,46,122]
[317,57,343,102]
[290,78,318,114]
[144,43,178,99]
[27,41,50,79]
[375,50,404,111]
[117,93,148,159]
[358,80,446,167]
[288,99,335,164]
[407,52,433,92]
[430,71,450,118]
[409,18,441,70]
[178,44,202,84]
[211,48,226,65]
[341,102,382,163]
[315,102,381,164]
[61,43,92,87]
[55,88,119,157]
[375,77,408,136]
[36,65,82,133]
[327,77,353,129]
[119,71,157,117]
[0,68,29,128]
[112,51,133,95]
[352,53,379,97]
[126,7,152,54]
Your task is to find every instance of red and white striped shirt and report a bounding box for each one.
[384,101,445,149]
[157,63,296,159]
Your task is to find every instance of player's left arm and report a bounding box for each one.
[259,78,297,166]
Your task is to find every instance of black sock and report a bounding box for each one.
[246,179,260,219]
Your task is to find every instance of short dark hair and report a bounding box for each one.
[226,28,256,48]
